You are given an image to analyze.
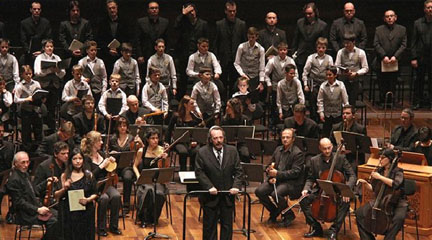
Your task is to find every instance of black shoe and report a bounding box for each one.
[413,104,420,110]
[98,229,108,237]
[265,216,277,225]
[304,226,323,238]
[109,228,122,235]
[328,231,337,240]
[278,213,296,227]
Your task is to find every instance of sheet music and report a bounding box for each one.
[333,131,342,145]
[381,60,398,72]
[68,189,86,211]
[179,171,198,183]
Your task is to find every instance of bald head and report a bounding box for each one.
[127,95,139,113]
[343,2,355,20]
[319,138,333,158]
[265,12,278,27]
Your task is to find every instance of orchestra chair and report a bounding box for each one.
[14,223,45,240]
[402,179,419,240]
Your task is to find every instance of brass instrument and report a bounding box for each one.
[383,92,394,145]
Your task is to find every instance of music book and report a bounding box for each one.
[82,65,94,79]
[29,37,42,54]
[41,58,71,70]
[179,171,198,184]
[337,66,349,72]
[265,45,278,58]
[68,189,86,211]
[381,60,398,72]
[77,89,88,100]
[68,39,84,52]
[107,39,121,49]
[30,89,49,106]
[106,98,122,115]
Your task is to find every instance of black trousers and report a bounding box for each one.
[175,143,199,171]
[203,199,234,240]
[343,79,359,106]
[356,201,407,240]
[21,110,43,151]
[299,192,350,234]
[255,181,300,219]
[378,71,398,104]
[322,115,342,138]
[120,167,134,206]
[413,61,432,106]
[97,186,121,231]
[220,61,238,99]
[43,85,59,132]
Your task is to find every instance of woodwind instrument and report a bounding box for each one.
[94,112,98,132]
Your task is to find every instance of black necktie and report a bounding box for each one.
[217,150,222,166]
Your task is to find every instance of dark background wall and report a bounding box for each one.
[0,0,425,53]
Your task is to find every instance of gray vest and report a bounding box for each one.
[82,59,104,94]
[340,49,361,72]
[147,83,163,109]
[118,60,136,90]
[279,80,300,110]
[149,54,171,87]
[310,55,331,86]
[0,54,14,83]
[191,53,214,82]
[197,83,216,115]
[271,56,287,87]
[322,82,343,118]
[240,43,261,78]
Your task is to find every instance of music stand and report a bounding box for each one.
[130,125,163,140]
[137,167,174,239]
[294,136,306,152]
[244,137,278,164]
[316,180,337,196]
[234,163,263,236]
[111,151,135,169]
[222,126,255,143]
[304,137,320,155]
[316,180,355,199]
[172,127,208,145]
[342,131,371,168]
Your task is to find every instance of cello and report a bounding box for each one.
[363,150,402,235]
[311,142,345,222]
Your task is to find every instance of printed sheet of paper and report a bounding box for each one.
[381,60,398,72]
[68,189,86,211]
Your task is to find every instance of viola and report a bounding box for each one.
[311,143,345,223]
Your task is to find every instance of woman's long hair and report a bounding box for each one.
[224,98,243,121]
[80,130,101,157]
[63,148,92,183]
[177,95,194,122]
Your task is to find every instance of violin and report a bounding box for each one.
[40,164,55,221]
[363,150,402,235]
[149,131,189,168]
[311,142,345,222]
[103,117,119,187]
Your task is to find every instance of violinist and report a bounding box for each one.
[122,95,152,125]
[255,128,305,227]
[133,128,167,228]
[300,138,356,240]
[108,116,139,213]
[355,149,407,240]
[72,95,105,138]
[165,95,201,171]
[81,131,122,237]
[6,151,59,240]
[221,97,251,163]
[57,148,98,240]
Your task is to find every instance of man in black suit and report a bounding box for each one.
[20,1,52,65]
[0,21,5,38]
[291,3,327,78]
[33,142,68,189]
[300,138,356,240]
[174,3,209,98]
[411,0,432,110]
[284,103,319,139]
[255,128,304,227]
[330,105,367,172]
[96,0,132,76]
[195,126,244,240]
[121,95,152,125]
[36,121,76,158]
[0,122,14,220]
[135,1,169,67]
[258,12,287,56]
[374,10,407,107]
[214,1,246,97]
[329,2,367,53]
[388,108,418,151]
[73,95,105,138]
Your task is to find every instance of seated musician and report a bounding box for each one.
[387,108,418,151]
[141,67,168,125]
[36,121,76,158]
[0,121,15,222]
[165,95,201,171]
[121,95,152,125]
[108,116,141,213]
[255,128,304,227]
[34,142,69,190]
[284,103,319,139]
[413,126,432,166]
[72,95,105,137]
[133,128,167,228]
[56,148,98,240]
[356,149,407,240]
[6,151,59,240]
[330,104,367,172]
[300,138,356,240]
[221,98,251,163]
[81,131,122,236]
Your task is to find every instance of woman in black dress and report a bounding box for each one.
[133,128,167,228]
[58,148,98,240]
[165,95,202,171]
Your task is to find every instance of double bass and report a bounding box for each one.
[363,150,402,235]
[311,143,345,222]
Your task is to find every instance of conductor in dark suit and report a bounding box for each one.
[330,105,367,172]
[195,126,244,240]
[291,3,327,78]
[329,2,367,53]
[373,10,407,107]
[214,1,246,97]
[135,1,169,67]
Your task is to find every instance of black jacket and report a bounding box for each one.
[329,17,367,52]
[284,117,320,139]
[135,16,169,60]
[214,17,247,66]
[270,145,305,188]
[390,125,418,152]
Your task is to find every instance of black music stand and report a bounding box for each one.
[136,167,174,240]
[222,126,255,143]
[234,163,263,236]
[130,125,163,140]
[342,131,371,168]
[111,151,135,169]
[244,137,278,164]
[304,137,320,155]
[316,180,355,199]
[173,127,208,145]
